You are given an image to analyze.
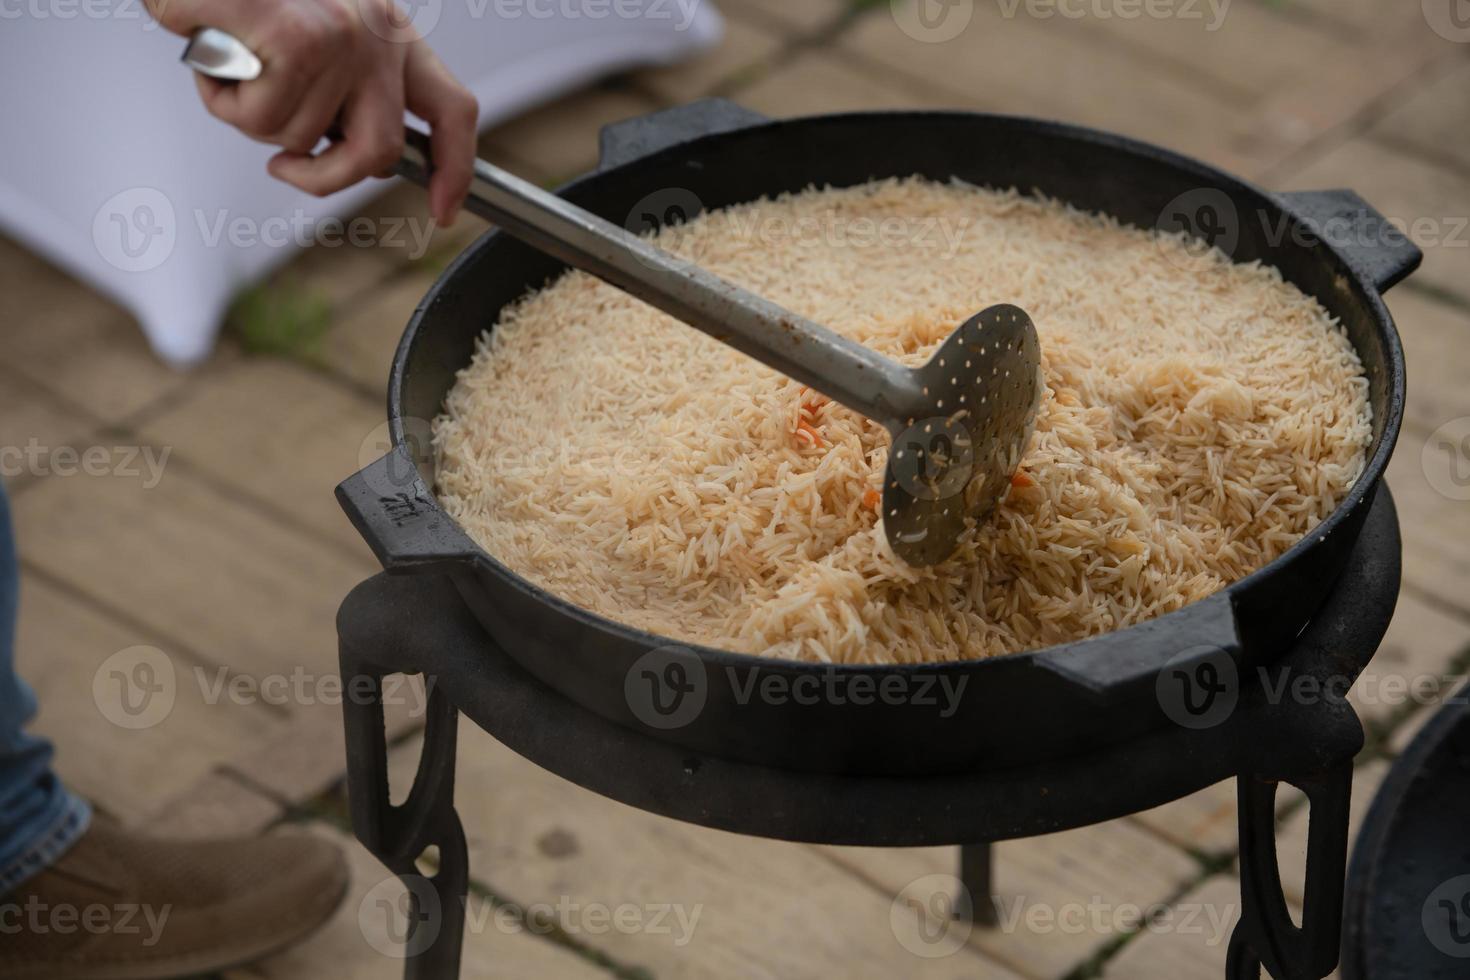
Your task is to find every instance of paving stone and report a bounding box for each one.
[717,0,848,34]
[387,721,1025,980]
[0,370,94,493]
[1248,38,1445,181]
[1389,288,1470,437]
[142,769,285,838]
[1387,680,1460,756]
[480,87,665,184]
[737,51,974,116]
[0,235,199,423]
[1386,429,1470,616]
[1130,781,1241,857]
[634,15,784,102]
[140,356,382,559]
[1066,0,1356,103]
[321,270,443,396]
[12,465,375,684]
[257,192,404,317]
[840,6,1263,173]
[1098,874,1248,980]
[228,674,428,806]
[1350,590,1470,729]
[1295,0,1470,46]
[822,821,1200,979]
[1275,758,1391,906]
[223,822,608,980]
[14,573,288,823]
[1374,57,1470,171]
[1279,137,1470,304]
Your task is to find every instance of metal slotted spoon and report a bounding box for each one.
[183,28,1043,566]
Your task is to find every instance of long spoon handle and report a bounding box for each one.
[183,28,923,430]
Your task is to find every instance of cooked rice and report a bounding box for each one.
[434,178,1371,664]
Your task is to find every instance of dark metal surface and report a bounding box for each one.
[339,483,1398,846]
[1231,762,1353,980]
[336,100,1418,776]
[338,485,1399,980]
[1342,679,1470,980]
[883,303,1043,566]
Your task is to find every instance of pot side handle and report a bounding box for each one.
[1277,189,1423,294]
[1031,590,1244,711]
[336,448,478,573]
[597,98,769,172]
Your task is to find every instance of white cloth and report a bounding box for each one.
[0,2,722,365]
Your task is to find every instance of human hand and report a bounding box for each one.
[151,0,477,225]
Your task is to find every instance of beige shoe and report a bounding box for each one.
[0,816,348,979]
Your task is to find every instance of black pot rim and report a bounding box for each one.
[383,107,1408,677]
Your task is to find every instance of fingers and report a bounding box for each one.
[271,67,354,154]
[267,78,405,198]
[404,41,477,226]
[185,0,355,143]
[145,0,204,37]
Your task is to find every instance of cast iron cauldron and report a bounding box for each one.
[338,100,1418,776]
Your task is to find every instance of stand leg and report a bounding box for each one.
[341,638,469,980]
[1230,760,1353,980]
[956,843,999,927]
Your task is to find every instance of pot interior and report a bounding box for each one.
[396,113,1396,483]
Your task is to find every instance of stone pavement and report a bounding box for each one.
[3,1,1469,977]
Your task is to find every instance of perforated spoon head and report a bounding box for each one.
[880,304,1043,566]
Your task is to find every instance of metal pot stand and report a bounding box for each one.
[337,484,1402,980]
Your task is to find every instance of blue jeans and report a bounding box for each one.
[0,481,89,895]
